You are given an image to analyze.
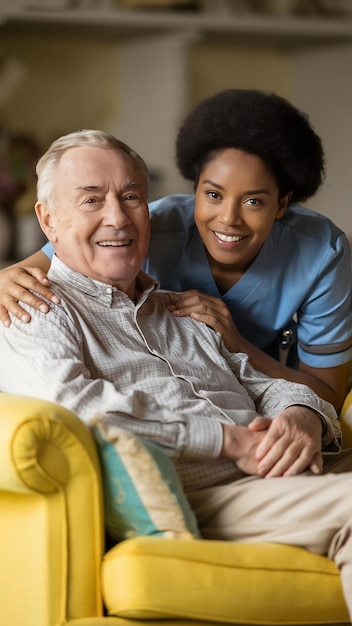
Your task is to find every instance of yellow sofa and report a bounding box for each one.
[1,391,352,626]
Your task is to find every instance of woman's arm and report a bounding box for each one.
[0,250,58,326]
[167,289,350,411]
[238,335,350,413]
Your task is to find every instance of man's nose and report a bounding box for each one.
[103,198,130,227]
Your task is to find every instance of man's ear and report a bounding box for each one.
[35,201,58,243]
[276,191,292,219]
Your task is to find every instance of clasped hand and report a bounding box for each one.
[221,405,323,478]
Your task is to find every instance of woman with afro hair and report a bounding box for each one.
[0,89,351,410]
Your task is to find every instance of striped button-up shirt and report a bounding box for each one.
[0,255,341,491]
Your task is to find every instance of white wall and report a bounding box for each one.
[0,34,121,145]
[292,44,352,240]
[113,33,195,199]
[1,30,351,237]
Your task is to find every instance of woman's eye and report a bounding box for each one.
[206,191,221,200]
[246,198,261,206]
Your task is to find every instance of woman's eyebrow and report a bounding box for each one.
[242,188,270,195]
[201,179,270,195]
[200,178,224,190]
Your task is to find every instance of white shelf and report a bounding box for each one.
[1,7,352,47]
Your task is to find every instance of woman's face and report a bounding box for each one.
[194,148,290,281]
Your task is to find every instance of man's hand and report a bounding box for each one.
[0,266,59,326]
[167,290,244,353]
[220,421,269,476]
[249,406,323,478]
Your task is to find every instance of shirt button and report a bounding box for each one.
[106,287,113,294]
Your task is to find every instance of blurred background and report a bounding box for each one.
[0,0,352,264]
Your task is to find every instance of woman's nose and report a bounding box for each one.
[219,200,242,225]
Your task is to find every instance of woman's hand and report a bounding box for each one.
[0,266,59,326]
[167,289,245,353]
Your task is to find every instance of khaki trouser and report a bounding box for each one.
[187,450,352,620]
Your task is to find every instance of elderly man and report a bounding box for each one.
[0,130,352,619]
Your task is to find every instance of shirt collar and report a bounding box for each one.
[49,254,159,306]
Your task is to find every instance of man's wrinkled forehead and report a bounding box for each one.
[56,145,147,189]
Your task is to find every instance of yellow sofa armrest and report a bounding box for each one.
[340,388,352,449]
[0,394,105,626]
[0,393,100,494]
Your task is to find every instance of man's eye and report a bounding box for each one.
[82,197,101,210]
[122,194,144,206]
[124,192,143,202]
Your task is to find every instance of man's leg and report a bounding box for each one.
[187,472,352,619]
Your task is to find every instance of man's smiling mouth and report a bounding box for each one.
[98,240,132,247]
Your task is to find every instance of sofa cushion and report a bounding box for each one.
[102,536,349,625]
[91,420,200,542]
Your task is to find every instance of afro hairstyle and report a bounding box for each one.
[175,89,325,203]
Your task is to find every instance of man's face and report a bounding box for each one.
[36,146,150,300]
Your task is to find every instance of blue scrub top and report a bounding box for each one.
[42,194,352,369]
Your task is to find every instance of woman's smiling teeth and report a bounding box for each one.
[98,240,131,247]
[214,231,245,243]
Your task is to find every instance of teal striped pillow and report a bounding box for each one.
[91,419,200,542]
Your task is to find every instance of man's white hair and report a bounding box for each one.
[36,129,149,210]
